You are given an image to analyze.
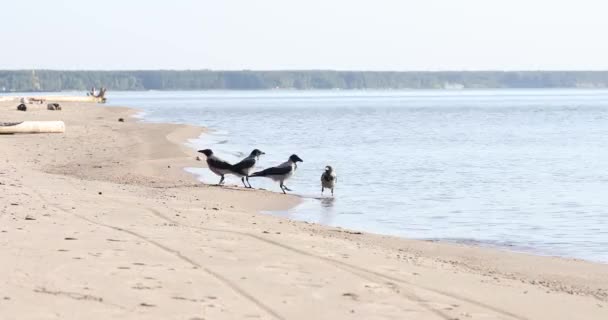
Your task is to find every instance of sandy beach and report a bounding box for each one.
[1,101,607,320]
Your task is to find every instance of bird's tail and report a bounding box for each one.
[249,171,264,178]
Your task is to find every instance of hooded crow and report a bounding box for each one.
[230,149,265,188]
[197,149,233,185]
[321,165,337,196]
[250,154,303,194]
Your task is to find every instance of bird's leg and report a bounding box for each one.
[321,187,324,194]
[241,177,248,188]
[282,185,292,192]
[246,176,252,188]
[218,175,225,185]
[331,188,334,196]
[280,183,287,194]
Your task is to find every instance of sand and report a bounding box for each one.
[1,101,606,320]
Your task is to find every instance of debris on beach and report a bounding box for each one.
[47,103,62,111]
[139,302,155,307]
[0,121,65,134]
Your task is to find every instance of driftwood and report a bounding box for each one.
[86,87,107,103]
[0,121,65,134]
[29,97,45,104]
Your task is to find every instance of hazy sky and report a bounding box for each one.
[1,0,607,70]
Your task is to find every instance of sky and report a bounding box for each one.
[1,0,607,71]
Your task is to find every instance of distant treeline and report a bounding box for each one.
[3,70,608,92]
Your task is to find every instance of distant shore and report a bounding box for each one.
[3,70,608,92]
[4,87,608,97]
[1,100,607,319]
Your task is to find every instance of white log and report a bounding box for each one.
[0,121,65,134]
[0,96,104,103]
[42,96,103,103]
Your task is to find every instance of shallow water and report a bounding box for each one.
[105,89,608,263]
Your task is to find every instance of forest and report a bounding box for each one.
[2,70,608,92]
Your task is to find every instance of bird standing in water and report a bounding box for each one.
[250,154,303,194]
[231,149,265,188]
[321,165,337,196]
[197,149,233,185]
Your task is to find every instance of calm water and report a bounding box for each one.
[105,90,608,263]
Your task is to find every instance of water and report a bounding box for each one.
[105,90,608,263]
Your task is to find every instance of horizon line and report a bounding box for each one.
[4,69,608,73]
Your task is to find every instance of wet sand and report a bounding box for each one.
[1,101,606,319]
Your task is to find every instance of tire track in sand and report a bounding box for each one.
[141,203,527,320]
[31,188,286,320]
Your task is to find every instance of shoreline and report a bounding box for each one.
[1,101,607,319]
[271,197,608,265]
[140,102,604,265]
